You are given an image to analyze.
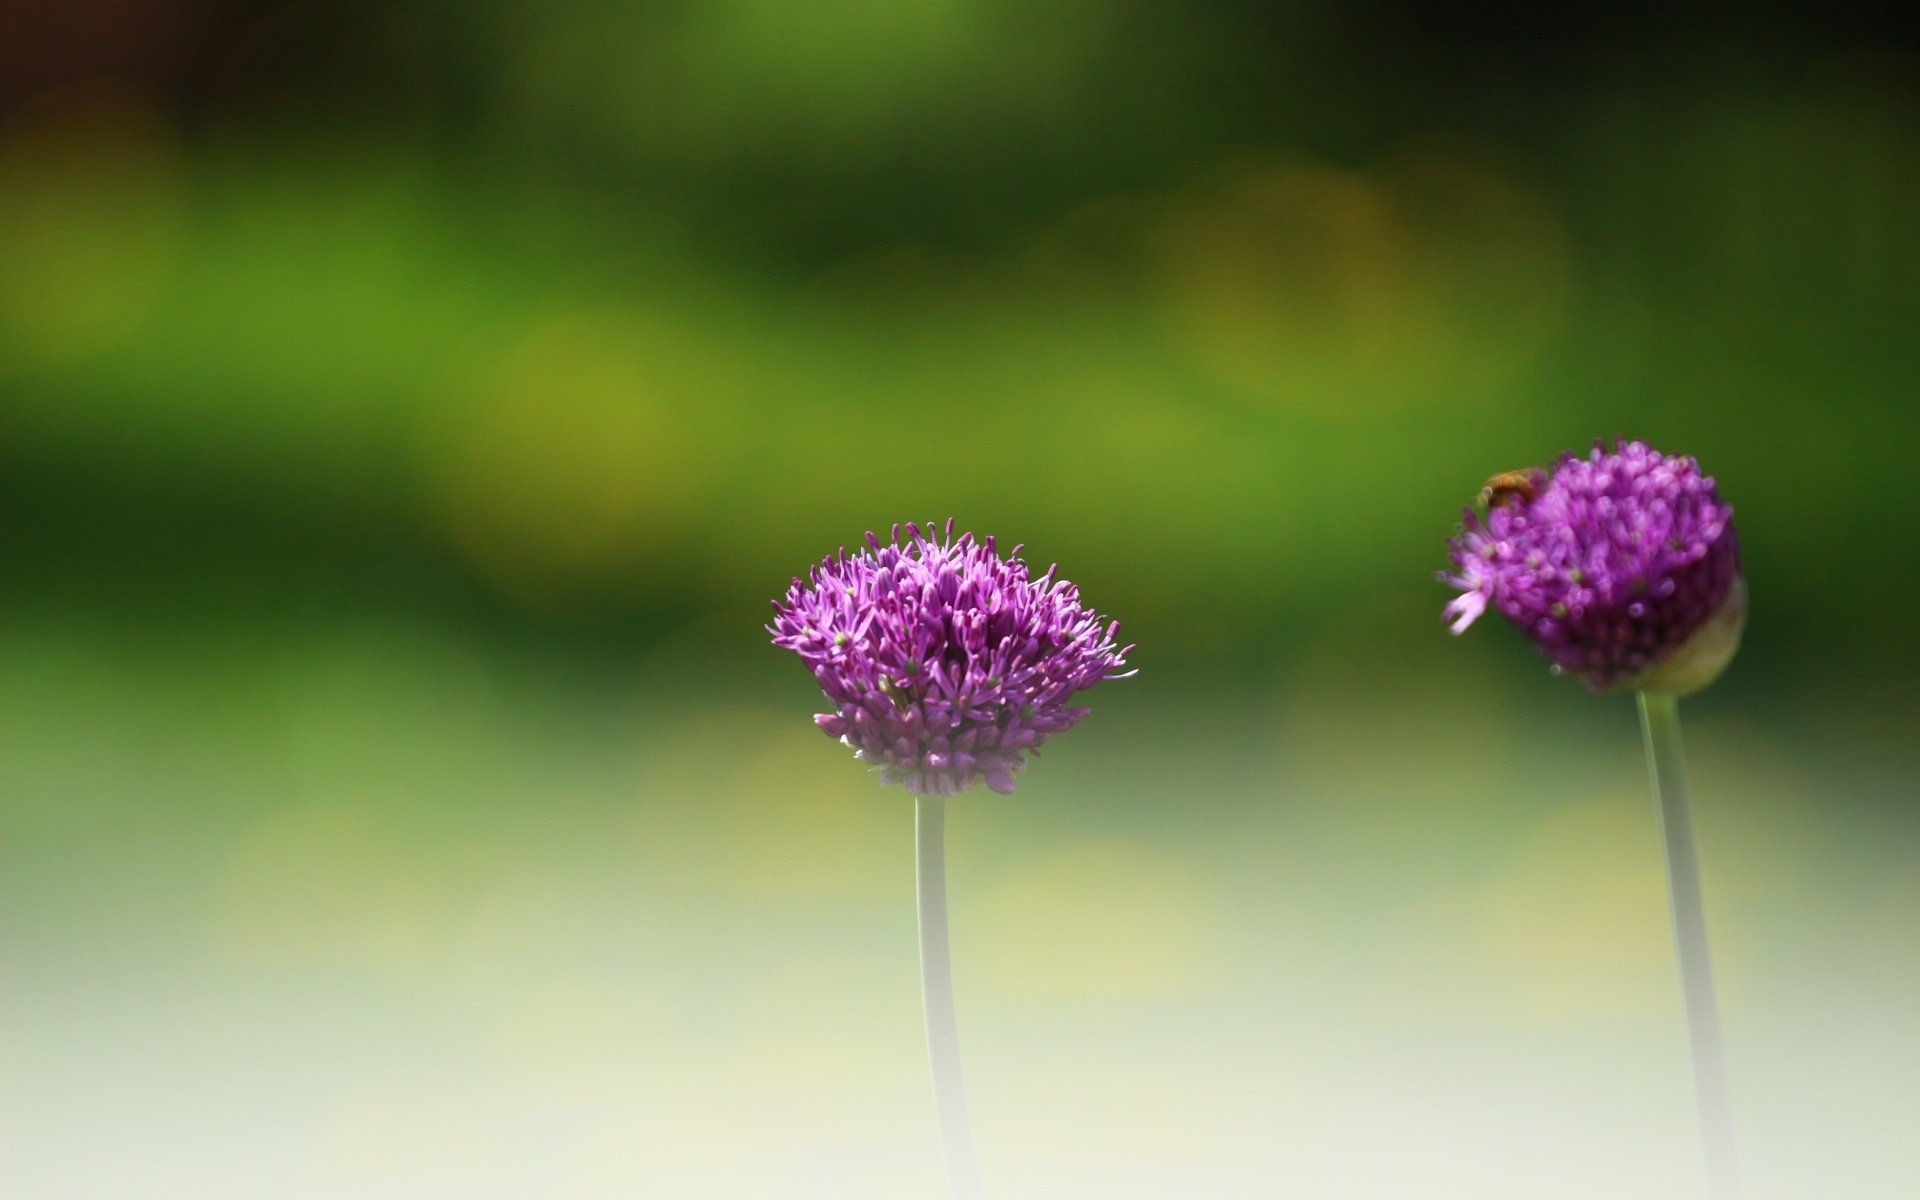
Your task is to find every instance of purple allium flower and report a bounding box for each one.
[770,520,1134,795]
[1442,439,1746,694]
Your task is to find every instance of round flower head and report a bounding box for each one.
[770,520,1134,795]
[1442,439,1745,695]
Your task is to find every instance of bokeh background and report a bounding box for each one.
[3,3,1917,1197]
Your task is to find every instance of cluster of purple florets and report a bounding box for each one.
[1442,440,1741,691]
[770,520,1134,795]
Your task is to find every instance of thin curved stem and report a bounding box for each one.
[916,796,982,1199]
[1638,691,1740,1200]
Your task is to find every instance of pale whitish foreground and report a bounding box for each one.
[1,625,1915,1198]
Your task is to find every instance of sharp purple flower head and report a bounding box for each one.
[770,520,1135,795]
[1441,439,1746,695]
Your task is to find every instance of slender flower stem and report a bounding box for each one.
[1638,691,1740,1200]
[915,796,982,1200]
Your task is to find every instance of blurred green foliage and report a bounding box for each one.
[1,2,1915,682]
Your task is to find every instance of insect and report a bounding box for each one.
[1477,467,1546,511]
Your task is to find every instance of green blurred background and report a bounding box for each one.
[3,3,1917,1197]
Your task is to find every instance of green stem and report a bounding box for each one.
[1638,691,1740,1199]
[916,795,982,1199]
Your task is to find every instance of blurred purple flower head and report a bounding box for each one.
[770,520,1134,795]
[1442,439,1745,695]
